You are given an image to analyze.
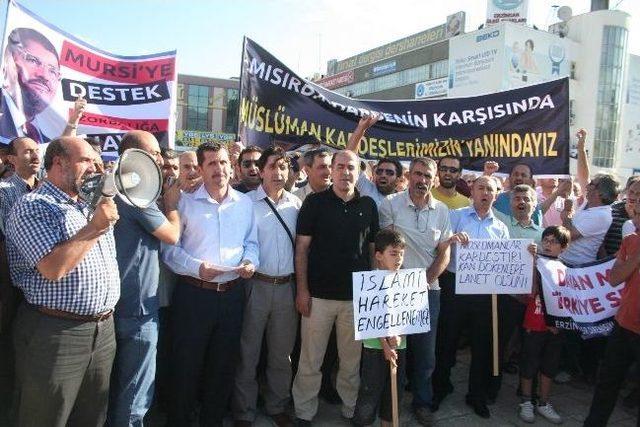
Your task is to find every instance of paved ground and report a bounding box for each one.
[148,349,638,426]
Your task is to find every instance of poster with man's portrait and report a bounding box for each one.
[0,0,177,157]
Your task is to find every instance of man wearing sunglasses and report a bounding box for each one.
[432,156,470,210]
[1,28,61,144]
[346,115,403,206]
[233,145,263,193]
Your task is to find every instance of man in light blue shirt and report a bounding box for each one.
[432,176,509,419]
[233,146,301,427]
[162,142,258,426]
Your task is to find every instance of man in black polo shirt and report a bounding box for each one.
[292,150,379,425]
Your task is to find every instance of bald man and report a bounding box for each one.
[6,137,120,426]
[107,130,182,426]
[292,150,379,424]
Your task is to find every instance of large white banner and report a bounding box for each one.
[537,255,625,338]
[352,268,430,341]
[0,1,177,157]
[455,239,534,294]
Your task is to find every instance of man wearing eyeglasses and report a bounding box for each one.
[346,115,403,206]
[1,28,61,144]
[378,157,453,426]
[233,145,263,193]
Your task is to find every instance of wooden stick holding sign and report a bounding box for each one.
[390,362,399,427]
[492,294,499,376]
[455,239,535,378]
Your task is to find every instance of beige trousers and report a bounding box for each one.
[292,297,362,421]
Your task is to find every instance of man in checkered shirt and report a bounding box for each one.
[5,136,120,427]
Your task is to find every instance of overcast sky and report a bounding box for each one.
[15,0,640,79]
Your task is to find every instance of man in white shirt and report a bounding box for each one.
[162,142,259,426]
[560,129,620,265]
[560,173,619,265]
[233,146,301,427]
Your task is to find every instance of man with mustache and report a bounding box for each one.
[0,136,40,423]
[431,176,510,419]
[432,155,470,210]
[162,142,258,426]
[1,28,60,144]
[5,136,120,426]
[378,157,454,426]
[293,147,332,202]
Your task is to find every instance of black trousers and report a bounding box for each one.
[433,271,456,396]
[584,323,640,426]
[168,281,244,427]
[433,289,493,404]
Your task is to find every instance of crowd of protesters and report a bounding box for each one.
[0,111,638,427]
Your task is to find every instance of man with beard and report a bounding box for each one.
[346,115,402,206]
[431,176,509,419]
[1,28,60,143]
[432,156,470,210]
[5,137,120,426]
[233,145,263,193]
[378,157,454,426]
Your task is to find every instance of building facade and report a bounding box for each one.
[174,74,239,150]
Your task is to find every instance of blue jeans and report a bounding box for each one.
[107,313,158,427]
[408,289,440,409]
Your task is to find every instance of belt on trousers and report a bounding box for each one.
[253,272,294,285]
[179,275,241,292]
[31,304,113,322]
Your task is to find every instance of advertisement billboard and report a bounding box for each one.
[448,22,574,97]
[448,26,505,97]
[619,55,640,170]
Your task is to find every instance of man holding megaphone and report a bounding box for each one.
[5,136,120,426]
[106,130,181,426]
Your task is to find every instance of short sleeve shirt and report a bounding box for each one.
[5,181,120,315]
[113,196,166,317]
[297,187,379,301]
[560,203,612,265]
[615,234,640,334]
[379,191,452,289]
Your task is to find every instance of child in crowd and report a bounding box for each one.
[518,225,571,424]
[352,229,407,427]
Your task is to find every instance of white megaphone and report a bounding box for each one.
[79,148,162,209]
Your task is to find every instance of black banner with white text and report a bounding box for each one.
[239,37,570,175]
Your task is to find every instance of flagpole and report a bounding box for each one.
[235,36,247,142]
[0,0,13,67]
